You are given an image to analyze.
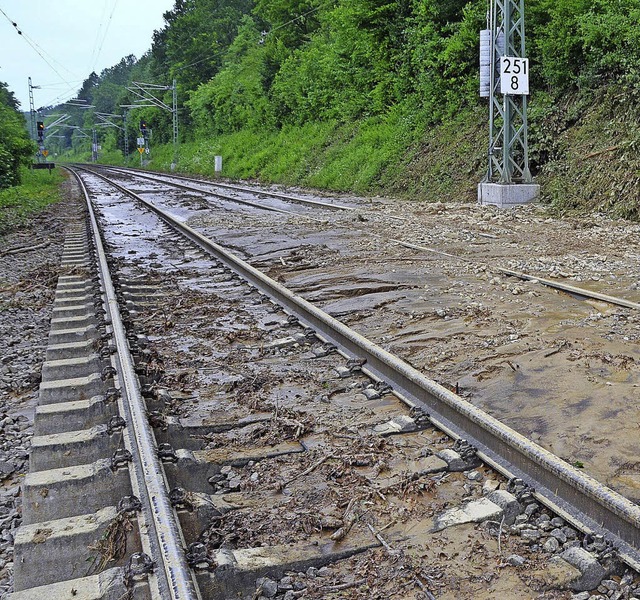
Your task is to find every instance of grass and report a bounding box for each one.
[0,167,65,237]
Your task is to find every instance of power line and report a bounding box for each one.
[0,7,78,80]
[92,0,120,71]
[0,6,79,104]
[89,0,111,71]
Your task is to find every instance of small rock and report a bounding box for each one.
[227,477,242,491]
[506,554,526,566]
[306,567,318,578]
[571,592,591,600]
[487,489,521,525]
[278,576,293,591]
[561,547,607,592]
[433,498,503,532]
[482,480,500,495]
[466,470,483,482]
[524,502,539,517]
[317,567,332,577]
[256,577,278,598]
[536,513,551,525]
[520,529,541,543]
[544,537,560,553]
[551,528,568,544]
[601,579,619,591]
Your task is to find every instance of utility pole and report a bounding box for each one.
[92,128,98,163]
[123,110,129,161]
[478,0,539,207]
[28,77,38,142]
[171,79,178,170]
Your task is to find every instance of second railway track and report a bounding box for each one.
[7,166,640,599]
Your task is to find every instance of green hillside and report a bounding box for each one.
[43,0,640,216]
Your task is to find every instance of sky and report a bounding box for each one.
[0,0,175,110]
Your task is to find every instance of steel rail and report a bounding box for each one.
[76,165,640,571]
[393,239,640,312]
[84,165,326,224]
[497,267,640,311]
[70,167,201,600]
[99,165,355,212]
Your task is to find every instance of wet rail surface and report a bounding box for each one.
[9,166,640,599]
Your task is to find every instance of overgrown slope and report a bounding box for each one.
[50,0,640,216]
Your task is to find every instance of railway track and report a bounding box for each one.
[8,166,640,599]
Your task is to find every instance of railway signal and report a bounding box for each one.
[37,121,44,140]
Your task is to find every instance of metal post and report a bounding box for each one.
[171,79,178,170]
[28,78,37,142]
[479,0,539,206]
[92,128,98,163]
[123,110,129,162]
[488,0,531,183]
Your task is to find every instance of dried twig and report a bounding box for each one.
[367,522,395,554]
[322,579,367,592]
[279,454,334,489]
[413,577,437,600]
[544,340,568,358]
[2,241,50,256]
[584,145,620,159]
[331,498,358,541]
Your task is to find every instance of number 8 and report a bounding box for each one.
[511,75,518,90]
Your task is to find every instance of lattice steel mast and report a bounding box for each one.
[487,0,531,183]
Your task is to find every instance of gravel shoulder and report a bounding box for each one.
[0,175,77,596]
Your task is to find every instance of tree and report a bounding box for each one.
[0,82,34,189]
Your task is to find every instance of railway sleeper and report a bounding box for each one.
[34,395,117,436]
[9,567,132,600]
[9,223,147,598]
[13,506,141,591]
[164,443,306,494]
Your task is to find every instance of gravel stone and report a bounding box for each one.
[561,547,607,591]
[551,528,568,543]
[520,529,541,543]
[256,577,278,597]
[544,537,560,553]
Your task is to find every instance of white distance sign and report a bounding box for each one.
[500,56,529,95]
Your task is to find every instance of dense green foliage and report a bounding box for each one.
[0,167,64,235]
[44,0,640,214]
[0,82,34,190]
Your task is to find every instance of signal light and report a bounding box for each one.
[37,121,44,139]
[140,120,147,133]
